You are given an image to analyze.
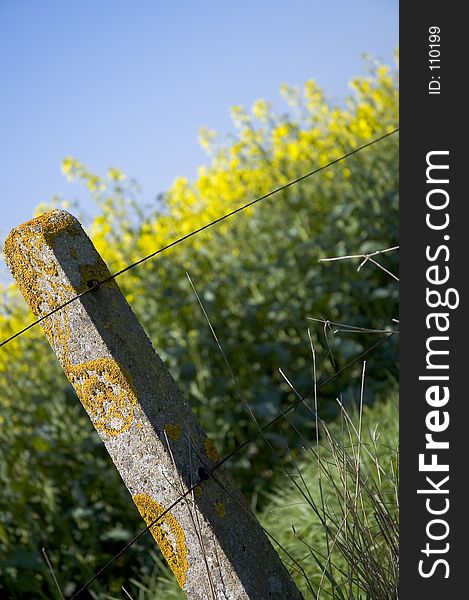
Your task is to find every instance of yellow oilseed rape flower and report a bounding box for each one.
[61,156,74,175]
[273,124,290,140]
[287,142,301,161]
[279,83,300,107]
[377,65,390,79]
[251,99,270,121]
[230,105,249,127]
[107,167,125,181]
[198,127,217,151]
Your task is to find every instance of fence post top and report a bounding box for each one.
[4,209,80,250]
[4,209,109,317]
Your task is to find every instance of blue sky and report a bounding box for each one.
[0,0,398,248]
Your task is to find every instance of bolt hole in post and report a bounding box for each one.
[87,279,100,291]
[197,466,210,481]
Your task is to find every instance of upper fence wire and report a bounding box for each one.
[0,128,399,350]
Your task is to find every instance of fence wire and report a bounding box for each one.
[0,128,398,350]
[70,330,396,598]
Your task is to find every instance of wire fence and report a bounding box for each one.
[0,127,399,598]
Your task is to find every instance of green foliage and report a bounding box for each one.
[0,57,398,596]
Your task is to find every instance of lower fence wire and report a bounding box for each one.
[70,331,395,599]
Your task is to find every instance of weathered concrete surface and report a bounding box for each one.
[4,210,303,600]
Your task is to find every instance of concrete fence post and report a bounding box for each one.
[4,210,303,600]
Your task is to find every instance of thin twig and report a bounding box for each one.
[121,586,135,600]
[308,317,398,335]
[41,547,64,600]
[318,246,399,263]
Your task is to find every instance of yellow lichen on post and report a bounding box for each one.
[133,493,188,588]
[3,211,78,315]
[4,210,116,315]
[164,423,182,441]
[4,210,136,438]
[204,437,219,462]
[67,358,137,436]
[5,210,79,250]
[215,501,226,519]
